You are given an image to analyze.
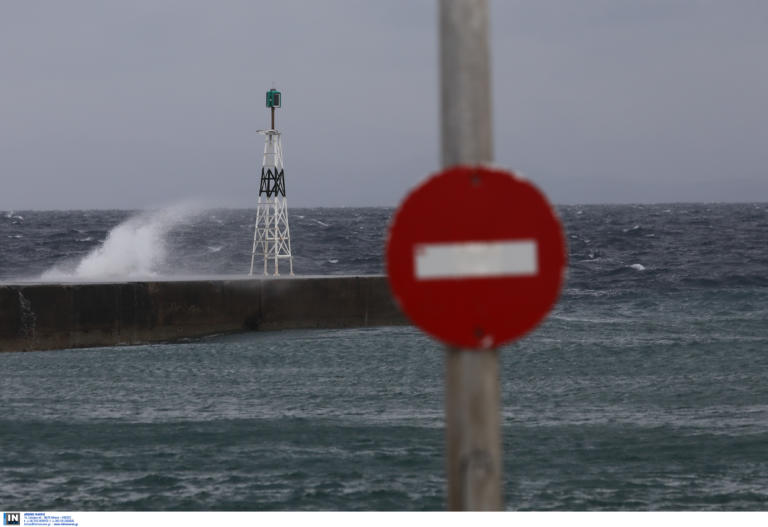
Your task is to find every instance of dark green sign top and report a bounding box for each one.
[266,89,282,108]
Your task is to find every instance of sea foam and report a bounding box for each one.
[41,204,200,281]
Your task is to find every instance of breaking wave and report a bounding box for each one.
[40,204,200,281]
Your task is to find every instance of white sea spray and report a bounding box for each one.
[40,203,202,281]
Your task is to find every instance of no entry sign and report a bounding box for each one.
[386,166,567,349]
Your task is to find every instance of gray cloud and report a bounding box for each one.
[1,1,766,209]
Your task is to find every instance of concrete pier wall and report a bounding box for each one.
[0,276,407,352]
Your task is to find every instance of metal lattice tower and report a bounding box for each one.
[250,89,294,276]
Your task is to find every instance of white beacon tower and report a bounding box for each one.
[250,88,294,276]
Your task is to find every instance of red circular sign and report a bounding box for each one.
[386,165,566,349]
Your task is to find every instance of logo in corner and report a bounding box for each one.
[3,513,20,526]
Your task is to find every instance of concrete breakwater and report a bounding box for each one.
[0,276,407,352]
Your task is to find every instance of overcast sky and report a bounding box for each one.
[1,1,766,209]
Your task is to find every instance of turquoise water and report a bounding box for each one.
[2,285,767,510]
[2,204,767,509]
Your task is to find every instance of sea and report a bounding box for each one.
[1,203,767,510]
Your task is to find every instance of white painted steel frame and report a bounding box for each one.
[250,130,294,276]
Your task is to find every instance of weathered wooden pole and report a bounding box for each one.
[440,0,493,168]
[439,0,503,510]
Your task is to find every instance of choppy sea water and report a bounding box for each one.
[1,204,767,510]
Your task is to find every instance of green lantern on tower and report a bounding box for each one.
[266,89,281,108]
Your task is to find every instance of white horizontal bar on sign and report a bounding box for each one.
[415,239,538,280]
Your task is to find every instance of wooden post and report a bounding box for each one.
[439,0,502,510]
[440,0,493,168]
[445,348,502,510]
